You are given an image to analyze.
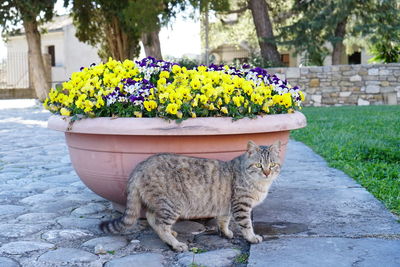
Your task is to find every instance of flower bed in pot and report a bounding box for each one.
[45,57,307,210]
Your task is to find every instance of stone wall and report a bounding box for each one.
[268,63,400,106]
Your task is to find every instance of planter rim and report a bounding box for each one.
[47,111,306,136]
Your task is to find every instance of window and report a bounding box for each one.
[47,45,55,67]
[280,54,290,67]
[348,52,361,65]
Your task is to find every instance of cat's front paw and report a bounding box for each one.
[223,229,234,239]
[246,234,263,244]
[172,242,188,252]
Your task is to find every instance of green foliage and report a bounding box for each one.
[189,247,208,267]
[369,42,400,64]
[206,0,292,65]
[291,105,400,215]
[189,263,207,267]
[67,0,141,60]
[190,247,207,254]
[365,0,400,63]
[0,0,56,36]
[280,0,400,65]
[166,56,201,70]
[235,252,249,264]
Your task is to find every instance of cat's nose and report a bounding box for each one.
[263,169,271,176]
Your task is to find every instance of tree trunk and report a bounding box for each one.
[23,19,49,101]
[332,18,348,65]
[248,0,282,66]
[141,28,163,60]
[104,17,134,61]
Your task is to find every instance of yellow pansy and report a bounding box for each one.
[272,95,284,105]
[122,59,134,69]
[172,65,181,74]
[60,108,71,116]
[233,96,244,107]
[157,77,167,87]
[299,91,305,101]
[166,103,179,115]
[159,71,170,79]
[282,93,292,108]
[221,107,228,114]
[190,79,201,90]
[143,100,158,111]
[83,100,94,112]
[251,93,264,105]
[197,65,207,72]
[134,111,142,118]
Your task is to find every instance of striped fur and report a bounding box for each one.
[99,140,281,251]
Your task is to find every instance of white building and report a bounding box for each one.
[6,15,101,88]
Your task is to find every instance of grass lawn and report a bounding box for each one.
[290,105,400,216]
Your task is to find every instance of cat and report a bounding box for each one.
[100,140,281,252]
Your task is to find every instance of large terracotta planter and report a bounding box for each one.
[48,112,306,210]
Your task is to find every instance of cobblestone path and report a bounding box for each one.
[0,100,247,267]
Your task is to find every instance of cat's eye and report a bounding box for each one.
[255,163,262,168]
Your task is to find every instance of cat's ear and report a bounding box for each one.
[269,141,281,155]
[247,140,260,155]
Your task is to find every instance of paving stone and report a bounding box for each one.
[0,224,45,238]
[173,220,206,235]
[38,248,98,265]
[30,200,80,213]
[0,257,21,267]
[81,236,128,252]
[56,217,101,230]
[104,253,164,267]
[41,229,93,242]
[0,172,26,180]
[139,233,170,250]
[16,212,58,223]
[248,238,400,267]
[253,186,400,237]
[177,248,240,267]
[20,181,53,191]
[43,186,80,195]
[20,194,56,205]
[39,174,79,184]
[64,193,105,202]
[70,181,87,189]
[72,203,107,215]
[194,234,231,248]
[0,241,55,255]
[0,205,27,216]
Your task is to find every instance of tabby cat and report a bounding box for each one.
[100,140,281,251]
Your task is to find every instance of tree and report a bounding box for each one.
[209,0,284,66]
[0,0,56,100]
[281,0,400,65]
[69,0,202,61]
[361,0,400,63]
[247,0,282,66]
[68,0,141,61]
[123,0,168,60]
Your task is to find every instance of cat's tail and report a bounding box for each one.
[99,186,141,233]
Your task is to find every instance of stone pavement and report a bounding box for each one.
[0,99,399,267]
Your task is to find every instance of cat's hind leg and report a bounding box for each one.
[217,215,233,239]
[146,211,188,252]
